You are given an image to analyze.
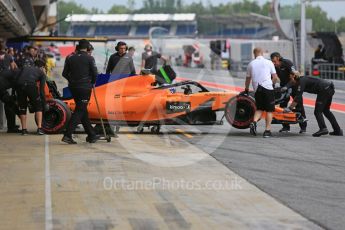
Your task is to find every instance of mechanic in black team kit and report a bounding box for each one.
[284,73,343,137]
[0,43,20,133]
[16,59,47,135]
[271,52,307,133]
[0,69,20,131]
[62,39,99,144]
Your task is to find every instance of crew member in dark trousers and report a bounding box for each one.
[0,69,20,132]
[245,47,279,138]
[284,73,343,137]
[62,39,99,144]
[16,60,47,135]
[0,70,17,103]
[271,52,307,133]
[0,43,20,133]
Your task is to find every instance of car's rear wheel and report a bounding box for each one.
[225,95,256,129]
[42,99,71,134]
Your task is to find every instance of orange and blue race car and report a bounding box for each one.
[41,70,305,134]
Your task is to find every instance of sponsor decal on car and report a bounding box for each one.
[169,87,176,94]
[166,102,191,114]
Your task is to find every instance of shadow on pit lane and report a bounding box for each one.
[226,131,310,138]
[70,129,308,138]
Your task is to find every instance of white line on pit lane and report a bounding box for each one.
[45,135,53,230]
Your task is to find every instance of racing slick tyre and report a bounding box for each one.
[42,99,71,134]
[225,95,256,129]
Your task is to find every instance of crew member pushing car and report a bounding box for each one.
[245,47,279,138]
[270,52,307,133]
[16,60,47,135]
[62,39,99,144]
[284,73,343,137]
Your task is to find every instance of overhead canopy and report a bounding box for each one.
[0,0,33,37]
[0,0,52,39]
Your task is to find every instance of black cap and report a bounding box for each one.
[78,39,90,50]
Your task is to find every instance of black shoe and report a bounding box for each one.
[249,122,257,136]
[329,129,343,136]
[263,130,272,138]
[36,128,45,135]
[62,135,77,144]
[86,135,100,143]
[279,127,290,133]
[299,129,307,134]
[21,129,29,136]
[7,128,21,133]
[312,129,329,137]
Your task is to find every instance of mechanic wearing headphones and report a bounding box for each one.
[62,39,99,144]
[16,59,47,135]
[87,43,94,56]
[106,41,136,75]
[141,44,167,74]
[284,73,343,137]
[271,52,307,133]
[245,47,279,138]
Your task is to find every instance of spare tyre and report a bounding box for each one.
[225,95,256,129]
[42,99,71,134]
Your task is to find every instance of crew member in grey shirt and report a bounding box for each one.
[106,41,136,75]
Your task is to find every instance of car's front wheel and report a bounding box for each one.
[225,95,256,129]
[42,99,71,134]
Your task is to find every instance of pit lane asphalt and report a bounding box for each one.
[1,63,323,229]
[82,45,345,229]
[171,66,345,230]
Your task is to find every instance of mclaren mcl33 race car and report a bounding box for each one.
[42,71,305,134]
